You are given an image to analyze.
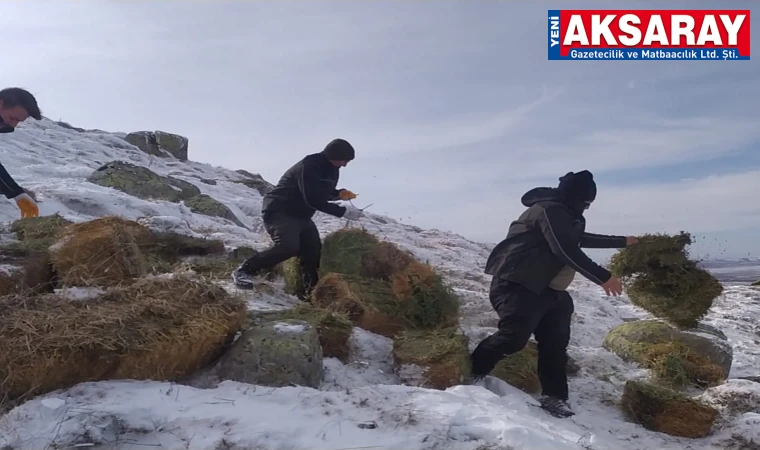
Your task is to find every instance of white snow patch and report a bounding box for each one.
[274,322,308,334]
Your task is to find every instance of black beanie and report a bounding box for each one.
[322,138,355,161]
[558,170,597,202]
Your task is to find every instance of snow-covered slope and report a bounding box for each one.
[1,119,759,450]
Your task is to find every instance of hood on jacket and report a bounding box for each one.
[521,187,586,215]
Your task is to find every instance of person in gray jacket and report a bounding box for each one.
[470,170,638,418]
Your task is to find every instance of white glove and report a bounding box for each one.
[342,204,364,221]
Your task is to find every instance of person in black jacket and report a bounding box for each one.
[232,138,364,297]
[0,87,42,218]
[470,170,638,418]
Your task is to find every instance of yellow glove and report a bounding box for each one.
[338,189,357,200]
[14,192,39,218]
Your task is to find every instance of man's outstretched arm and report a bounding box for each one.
[580,231,628,249]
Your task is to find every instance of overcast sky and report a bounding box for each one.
[4,1,759,260]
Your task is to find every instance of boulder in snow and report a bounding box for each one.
[603,319,732,387]
[698,379,760,419]
[234,169,274,195]
[621,380,719,438]
[183,194,245,228]
[216,319,324,388]
[124,130,189,160]
[87,160,201,203]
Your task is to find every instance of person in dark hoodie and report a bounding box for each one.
[0,87,42,218]
[469,170,638,418]
[232,138,364,297]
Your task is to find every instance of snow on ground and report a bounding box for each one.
[1,119,759,449]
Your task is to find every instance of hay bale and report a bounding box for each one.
[609,232,722,328]
[490,341,581,394]
[392,328,471,389]
[142,231,226,274]
[216,319,323,388]
[621,380,719,438]
[0,275,246,402]
[319,228,381,277]
[626,264,723,328]
[603,320,732,387]
[0,252,54,297]
[50,217,153,287]
[7,214,73,253]
[267,304,353,361]
[361,241,416,280]
[388,262,460,330]
[281,257,304,296]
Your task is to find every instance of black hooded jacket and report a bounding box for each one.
[0,116,24,199]
[484,187,627,294]
[261,152,346,219]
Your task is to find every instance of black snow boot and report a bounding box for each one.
[539,395,575,418]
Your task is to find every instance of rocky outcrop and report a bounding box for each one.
[216,319,323,388]
[234,169,274,196]
[87,161,200,202]
[125,131,189,161]
[183,194,245,227]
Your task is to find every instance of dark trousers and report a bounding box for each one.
[240,212,321,298]
[470,278,574,400]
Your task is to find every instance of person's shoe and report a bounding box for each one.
[539,395,575,418]
[232,267,259,290]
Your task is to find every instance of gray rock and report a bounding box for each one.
[124,130,189,161]
[216,319,323,388]
[184,194,245,228]
[199,178,217,185]
[87,160,200,202]
[234,169,274,196]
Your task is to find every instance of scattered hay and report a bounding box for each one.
[608,232,722,328]
[50,217,153,287]
[621,380,719,438]
[267,303,353,361]
[490,341,581,394]
[0,274,246,403]
[392,327,471,389]
[319,228,381,277]
[603,320,732,387]
[6,214,72,253]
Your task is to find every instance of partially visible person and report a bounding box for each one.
[232,138,364,298]
[0,87,42,218]
[470,170,638,418]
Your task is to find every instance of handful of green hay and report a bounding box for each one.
[609,232,722,328]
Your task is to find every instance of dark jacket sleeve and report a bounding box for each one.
[297,160,346,218]
[580,232,627,249]
[0,160,24,199]
[536,205,613,285]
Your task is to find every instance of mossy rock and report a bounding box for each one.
[752,279,760,286]
[266,304,353,361]
[621,380,718,438]
[490,341,580,394]
[233,170,274,196]
[7,214,73,253]
[184,194,244,227]
[626,265,723,328]
[392,327,471,389]
[125,131,188,160]
[87,161,200,203]
[603,320,732,387]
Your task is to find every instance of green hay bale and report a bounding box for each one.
[621,380,718,438]
[626,263,723,328]
[603,320,732,387]
[7,214,73,253]
[319,228,381,277]
[392,327,471,389]
[490,341,581,394]
[389,262,460,330]
[267,304,353,361]
[609,231,693,277]
[281,257,304,296]
[360,241,417,280]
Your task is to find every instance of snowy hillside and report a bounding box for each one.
[1,119,759,450]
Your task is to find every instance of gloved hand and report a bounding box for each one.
[338,189,357,200]
[342,204,364,221]
[14,192,39,218]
